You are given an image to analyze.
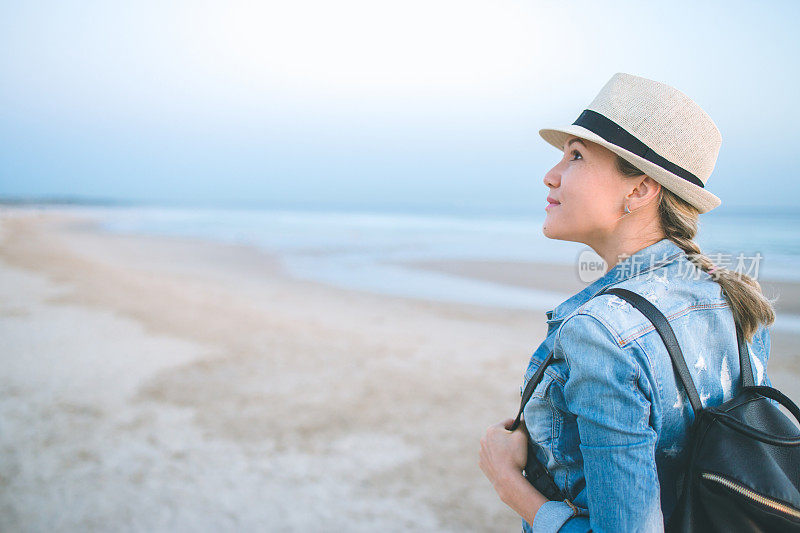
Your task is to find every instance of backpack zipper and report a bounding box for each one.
[701,472,800,519]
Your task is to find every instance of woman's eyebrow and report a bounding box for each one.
[567,138,587,148]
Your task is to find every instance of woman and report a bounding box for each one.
[479,73,777,532]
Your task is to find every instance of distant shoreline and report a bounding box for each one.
[2,197,799,217]
[0,196,136,206]
[2,203,798,312]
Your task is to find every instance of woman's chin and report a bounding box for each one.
[542,221,560,240]
[543,219,575,242]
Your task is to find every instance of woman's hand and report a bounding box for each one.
[479,418,528,497]
[480,418,551,524]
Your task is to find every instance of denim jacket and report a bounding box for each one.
[521,238,772,532]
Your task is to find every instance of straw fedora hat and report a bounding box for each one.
[539,72,722,213]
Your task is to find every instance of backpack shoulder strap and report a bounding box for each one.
[510,350,555,431]
[736,321,756,387]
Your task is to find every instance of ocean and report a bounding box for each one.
[39,204,794,317]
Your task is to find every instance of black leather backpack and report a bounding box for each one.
[512,286,800,531]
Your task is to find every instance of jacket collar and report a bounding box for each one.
[545,238,685,323]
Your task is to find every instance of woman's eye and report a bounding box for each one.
[570,150,583,161]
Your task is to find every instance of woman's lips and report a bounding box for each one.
[545,201,561,211]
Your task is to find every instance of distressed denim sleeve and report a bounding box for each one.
[544,313,664,533]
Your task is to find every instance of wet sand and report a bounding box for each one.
[1,208,798,531]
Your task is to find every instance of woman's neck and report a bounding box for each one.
[594,233,666,274]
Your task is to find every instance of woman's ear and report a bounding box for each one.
[627,176,661,206]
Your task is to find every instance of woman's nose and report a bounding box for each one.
[543,163,561,189]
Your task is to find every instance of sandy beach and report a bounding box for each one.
[2,208,799,532]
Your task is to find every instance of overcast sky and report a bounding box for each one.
[1,0,798,211]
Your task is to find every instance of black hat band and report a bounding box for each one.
[572,109,704,189]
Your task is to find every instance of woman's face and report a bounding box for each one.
[542,136,630,244]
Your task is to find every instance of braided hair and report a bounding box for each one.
[615,155,776,342]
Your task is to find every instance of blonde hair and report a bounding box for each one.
[614,155,776,342]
